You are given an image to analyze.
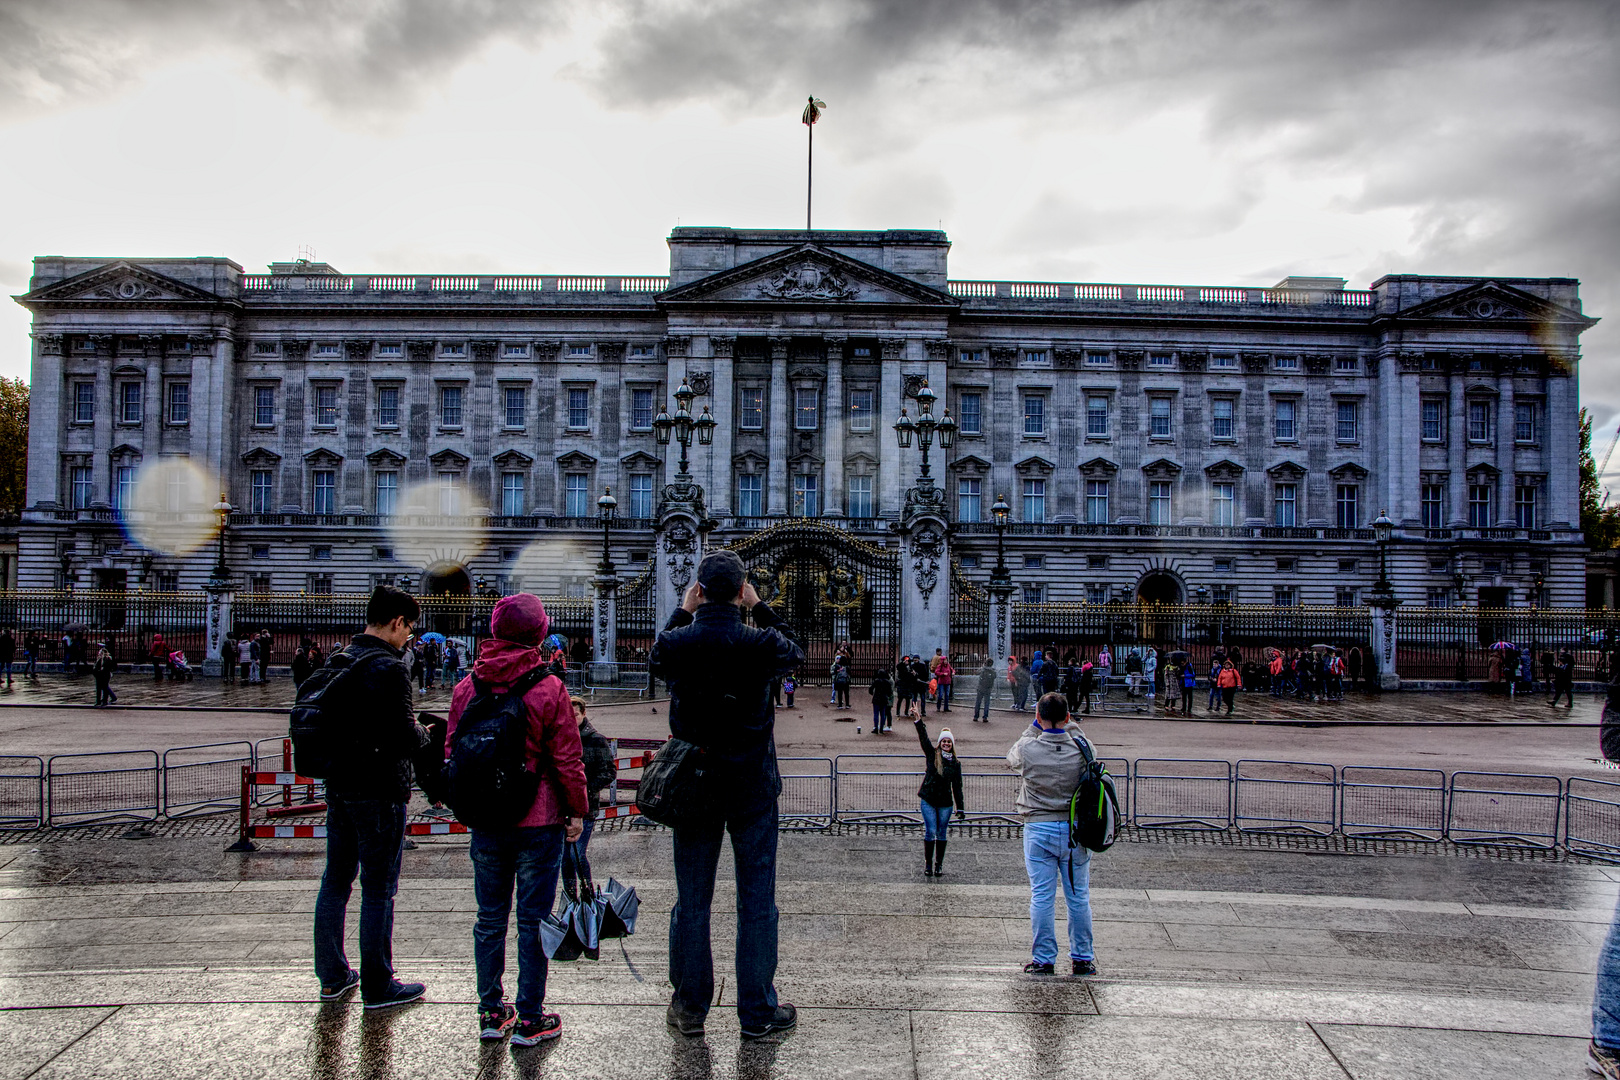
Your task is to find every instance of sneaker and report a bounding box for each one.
[666,1002,705,1037]
[363,981,426,1011]
[479,1003,517,1041]
[511,1013,562,1046]
[1592,1042,1620,1078]
[740,1003,797,1040]
[319,969,360,1002]
[1022,961,1055,976]
[1071,959,1098,977]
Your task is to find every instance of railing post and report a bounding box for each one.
[227,764,257,852]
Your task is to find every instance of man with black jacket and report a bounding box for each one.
[649,551,805,1041]
[312,586,432,1010]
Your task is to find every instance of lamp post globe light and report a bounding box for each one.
[211,492,233,580]
[1372,508,1396,593]
[597,487,618,574]
[653,379,714,481]
[990,492,1011,581]
[891,380,954,487]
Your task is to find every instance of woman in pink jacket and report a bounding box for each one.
[445,594,589,1047]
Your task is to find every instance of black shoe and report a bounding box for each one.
[1072,959,1097,977]
[319,969,360,1002]
[363,981,426,1010]
[1022,961,1055,976]
[666,1002,705,1037]
[511,1013,562,1046]
[740,1003,797,1040]
[479,1003,517,1041]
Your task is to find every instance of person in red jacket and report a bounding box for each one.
[1216,659,1243,716]
[445,593,588,1047]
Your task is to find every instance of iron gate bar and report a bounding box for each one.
[1339,765,1447,841]
[1446,770,1563,850]
[1234,759,1337,836]
[1566,776,1620,863]
[0,756,44,830]
[46,750,160,827]
[1131,758,1233,830]
[162,742,255,819]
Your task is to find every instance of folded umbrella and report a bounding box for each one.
[541,890,600,962]
[597,877,640,940]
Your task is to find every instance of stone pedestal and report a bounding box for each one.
[988,578,1015,675]
[592,571,618,665]
[654,479,708,631]
[897,482,950,660]
[1367,590,1401,690]
[203,577,235,677]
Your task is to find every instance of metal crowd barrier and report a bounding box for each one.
[1235,759,1337,836]
[584,661,650,697]
[1340,766,1447,841]
[0,756,44,830]
[1133,758,1233,830]
[1567,777,1620,863]
[162,742,254,819]
[1447,771,1563,850]
[46,750,159,827]
[778,757,835,830]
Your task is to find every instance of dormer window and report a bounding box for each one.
[313,343,341,358]
[440,343,465,357]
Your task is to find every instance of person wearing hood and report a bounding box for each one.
[915,719,965,876]
[973,657,997,723]
[1077,660,1096,715]
[149,632,167,682]
[445,593,589,1046]
[869,666,893,734]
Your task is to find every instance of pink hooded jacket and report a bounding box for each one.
[444,594,589,827]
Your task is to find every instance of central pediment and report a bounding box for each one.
[658,244,958,309]
[16,261,228,308]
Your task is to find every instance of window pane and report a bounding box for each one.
[567,388,589,428]
[1022,478,1045,523]
[1336,484,1359,529]
[848,475,873,518]
[1469,483,1492,527]
[565,473,589,517]
[1336,401,1357,441]
[1211,483,1234,526]
[1421,400,1443,441]
[1274,399,1296,440]
[737,474,762,516]
[501,472,526,516]
[629,473,653,518]
[312,470,335,514]
[739,388,763,430]
[1148,480,1172,525]
[1150,397,1172,438]
[1211,398,1234,438]
[958,393,981,435]
[1086,397,1109,437]
[1085,480,1109,524]
[632,389,654,430]
[957,478,981,523]
[375,472,397,515]
[1274,483,1297,526]
[1422,485,1444,529]
[792,473,818,516]
[1515,484,1536,528]
[1468,402,1490,441]
[794,387,819,431]
[376,387,398,427]
[504,387,525,428]
[1515,402,1535,442]
[168,382,189,424]
[74,383,94,423]
[849,388,873,432]
[255,386,275,426]
[115,465,137,511]
[440,386,463,427]
[70,467,92,509]
[121,383,142,423]
[1024,395,1045,435]
[250,470,273,513]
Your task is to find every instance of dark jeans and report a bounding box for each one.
[313,797,407,1000]
[670,802,780,1029]
[1552,682,1575,707]
[559,816,596,892]
[973,687,992,720]
[873,702,891,731]
[471,824,564,1018]
[94,675,116,705]
[1180,687,1194,713]
[1221,687,1235,713]
[938,683,953,710]
[835,683,850,708]
[239,662,251,683]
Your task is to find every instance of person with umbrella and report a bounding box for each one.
[419,632,444,691]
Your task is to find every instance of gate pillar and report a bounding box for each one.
[897,484,950,660]
[654,480,708,631]
[592,571,618,665]
[988,577,1015,676]
[1367,588,1401,690]
[203,578,235,678]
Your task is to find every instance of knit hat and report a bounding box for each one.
[937,728,955,745]
[489,592,550,646]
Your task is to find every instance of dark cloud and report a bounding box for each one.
[0,0,561,121]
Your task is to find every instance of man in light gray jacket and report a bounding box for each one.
[1005,691,1097,977]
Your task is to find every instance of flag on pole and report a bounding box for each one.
[802,96,826,126]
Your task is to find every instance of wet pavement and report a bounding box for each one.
[0,826,1611,1077]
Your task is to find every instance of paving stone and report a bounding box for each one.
[1312,1023,1590,1079]
[0,1005,115,1079]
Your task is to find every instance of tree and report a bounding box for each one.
[0,378,25,516]
[1580,406,1620,550]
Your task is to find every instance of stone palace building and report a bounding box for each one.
[14,227,1597,625]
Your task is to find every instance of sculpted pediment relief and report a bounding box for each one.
[658,244,958,309]
[1393,280,1596,328]
[19,261,224,307]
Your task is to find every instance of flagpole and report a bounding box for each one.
[801,96,824,233]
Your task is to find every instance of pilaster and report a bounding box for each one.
[767,338,789,516]
[823,346,845,516]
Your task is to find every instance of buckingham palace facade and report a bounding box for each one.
[14,226,1597,609]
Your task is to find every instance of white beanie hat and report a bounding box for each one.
[938,729,955,745]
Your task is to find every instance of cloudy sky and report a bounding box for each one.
[3,0,1617,478]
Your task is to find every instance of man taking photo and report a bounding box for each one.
[649,551,805,1040]
[311,586,432,1009]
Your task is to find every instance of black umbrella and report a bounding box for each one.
[597,877,640,940]
[1169,650,1190,662]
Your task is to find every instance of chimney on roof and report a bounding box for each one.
[1272,276,1346,291]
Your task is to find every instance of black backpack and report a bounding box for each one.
[288,648,370,778]
[1066,733,1121,853]
[445,667,552,830]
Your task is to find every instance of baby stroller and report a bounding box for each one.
[167,650,195,682]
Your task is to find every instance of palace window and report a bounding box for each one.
[504,387,525,429]
[795,387,819,431]
[503,343,529,358]
[1086,396,1109,437]
[564,472,590,517]
[1274,399,1296,441]
[1085,480,1109,524]
[958,392,982,435]
[1210,397,1235,439]
[1275,356,1300,371]
[737,474,762,516]
[1087,352,1110,366]
[1086,584,1109,604]
[1515,402,1537,443]
[73,382,93,423]
[1274,585,1297,606]
[1468,483,1493,527]
[849,388,874,432]
[631,388,654,431]
[120,382,142,424]
[501,472,526,517]
[1336,587,1359,607]
[1149,396,1173,438]
[566,388,589,429]
[1024,350,1048,365]
[254,386,275,427]
[69,466,92,509]
[374,471,397,515]
[1335,357,1358,372]
[1273,483,1297,527]
[1336,401,1358,442]
[1422,485,1445,529]
[1515,482,1538,529]
[1210,483,1234,526]
[250,470,273,514]
[441,343,465,357]
[376,386,399,427]
[848,475,873,518]
[1421,399,1445,442]
[114,465,137,511]
[1023,394,1046,436]
[1022,478,1046,523]
[1467,401,1491,442]
[314,343,340,358]
[376,342,402,357]
[629,473,654,518]
[311,470,336,515]
[738,387,764,430]
[958,349,983,364]
[792,473,819,517]
[1427,587,1453,608]
[1210,354,1236,369]
[1023,583,1044,604]
[1335,484,1359,529]
[1148,481,1173,525]
[439,385,464,428]
[1151,352,1174,367]
[314,385,339,428]
[957,478,981,523]
[1212,584,1233,604]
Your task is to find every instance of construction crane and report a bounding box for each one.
[1601,421,1620,506]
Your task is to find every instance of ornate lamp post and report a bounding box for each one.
[1372,509,1396,594]
[204,492,235,678]
[990,492,1011,583]
[651,378,716,630]
[653,380,716,483]
[892,382,956,492]
[597,488,618,574]
[986,491,1015,675]
[892,379,956,657]
[211,493,233,582]
[1368,508,1401,690]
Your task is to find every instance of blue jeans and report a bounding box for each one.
[938,683,952,710]
[973,687,992,720]
[872,702,891,730]
[559,816,597,892]
[313,797,407,1000]
[1022,820,1094,965]
[669,803,780,1029]
[470,824,564,1017]
[1596,893,1620,1049]
[920,801,952,840]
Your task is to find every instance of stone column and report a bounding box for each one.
[988,578,1015,678]
[1447,370,1467,526]
[1497,368,1516,525]
[898,492,951,659]
[27,334,65,507]
[878,340,905,519]
[1367,590,1401,690]
[203,578,235,677]
[654,497,705,631]
[706,336,735,516]
[767,338,789,516]
[1546,360,1578,527]
[823,344,845,516]
[592,570,618,671]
